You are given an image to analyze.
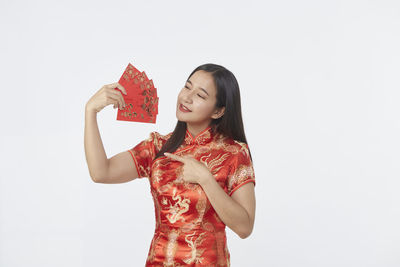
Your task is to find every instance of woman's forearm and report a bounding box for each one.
[84,106,109,181]
[200,175,253,238]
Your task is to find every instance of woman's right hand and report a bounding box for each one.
[85,82,128,114]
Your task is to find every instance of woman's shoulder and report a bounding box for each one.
[211,137,252,177]
[217,136,253,171]
[147,130,173,151]
[148,130,172,141]
[216,134,249,155]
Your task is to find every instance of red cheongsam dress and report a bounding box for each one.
[127,125,256,266]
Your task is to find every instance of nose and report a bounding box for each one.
[182,90,195,103]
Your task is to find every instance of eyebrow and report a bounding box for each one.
[186,80,209,96]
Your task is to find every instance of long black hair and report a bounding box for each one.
[154,63,252,160]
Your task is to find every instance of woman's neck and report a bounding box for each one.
[186,123,211,138]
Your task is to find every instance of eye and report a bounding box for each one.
[184,85,190,89]
[197,94,205,99]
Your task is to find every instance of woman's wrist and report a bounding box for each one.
[85,103,98,115]
[199,173,215,188]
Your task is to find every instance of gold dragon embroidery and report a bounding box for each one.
[183,231,207,264]
[165,188,190,224]
[199,152,230,175]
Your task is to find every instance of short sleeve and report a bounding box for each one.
[226,144,256,196]
[127,132,157,178]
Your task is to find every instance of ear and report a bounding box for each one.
[211,106,225,119]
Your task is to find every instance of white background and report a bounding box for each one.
[1,0,399,266]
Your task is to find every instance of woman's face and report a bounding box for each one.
[176,70,225,132]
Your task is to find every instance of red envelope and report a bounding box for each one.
[115,63,158,123]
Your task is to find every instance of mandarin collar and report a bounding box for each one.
[184,126,214,146]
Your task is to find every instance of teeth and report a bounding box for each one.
[181,104,190,111]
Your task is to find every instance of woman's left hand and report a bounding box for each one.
[164,152,212,185]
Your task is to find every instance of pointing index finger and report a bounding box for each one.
[164,152,185,163]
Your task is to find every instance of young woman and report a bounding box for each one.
[84,63,256,266]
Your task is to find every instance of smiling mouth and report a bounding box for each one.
[179,104,192,112]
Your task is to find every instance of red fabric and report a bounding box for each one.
[128,126,255,266]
